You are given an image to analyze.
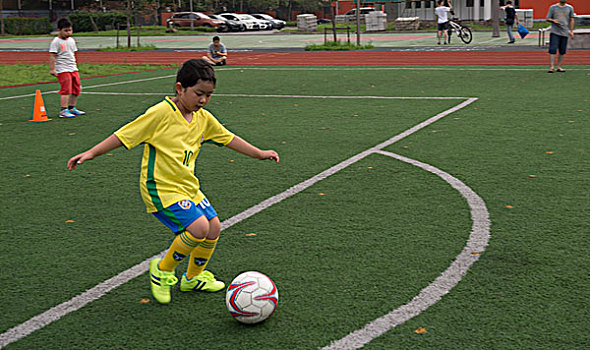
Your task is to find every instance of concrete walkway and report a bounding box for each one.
[0,31,544,50]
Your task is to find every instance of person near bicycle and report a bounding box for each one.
[500,1,519,44]
[435,0,453,45]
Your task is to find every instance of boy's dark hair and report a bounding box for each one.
[176,59,216,88]
[57,18,72,30]
[506,0,512,4]
[212,36,220,42]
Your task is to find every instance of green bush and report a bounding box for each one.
[4,17,51,35]
[69,11,129,32]
[305,40,374,51]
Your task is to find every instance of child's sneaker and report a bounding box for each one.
[59,109,75,118]
[149,258,178,304]
[180,271,225,292]
[69,107,86,115]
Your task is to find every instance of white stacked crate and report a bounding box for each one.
[297,14,317,31]
[366,11,387,31]
[394,17,420,31]
[515,9,534,29]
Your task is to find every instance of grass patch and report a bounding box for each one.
[305,40,374,51]
[0,63,177,86]
[1,65,589,349]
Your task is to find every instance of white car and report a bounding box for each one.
[237,14,271,30]
[252,14,286,30]
[219,13,265,30]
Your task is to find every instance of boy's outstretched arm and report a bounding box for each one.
[49,53,57,76]
[226,136,279,163]
[67,134,123,171]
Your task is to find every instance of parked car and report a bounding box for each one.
[209,14,246,31]
[237,14,271,30]
[251,14,286,30]
[344,7,376,17]
[167,12,227,31]
[219,13,260,30]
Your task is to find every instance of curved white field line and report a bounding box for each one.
[321,150,490,350]
[0,97,477,349]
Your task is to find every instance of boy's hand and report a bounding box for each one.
[67,151,94,171]
[50,69,57,77]
[260,150,279,163]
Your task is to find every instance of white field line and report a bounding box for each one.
[83,92,471,100]
[0,97,478,348]
[321,150,490,350]
[0,74,176,101]
[3,64,590,102]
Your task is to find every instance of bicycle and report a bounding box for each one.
[448,18,473,44]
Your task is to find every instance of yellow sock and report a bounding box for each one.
[186,237,219,279]
[159,231,204,272]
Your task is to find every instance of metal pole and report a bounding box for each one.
[355,0,360,46]
[127,0,131,48]
[189,0,194,31]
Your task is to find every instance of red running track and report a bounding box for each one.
[1,50,590,65]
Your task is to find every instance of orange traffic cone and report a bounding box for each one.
[30,89,51,123]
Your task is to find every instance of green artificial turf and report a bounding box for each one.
[0,63,177,87]
[0,65,589,349]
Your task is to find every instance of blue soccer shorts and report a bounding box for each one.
[152,197,218,234]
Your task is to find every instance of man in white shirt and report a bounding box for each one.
[49,18,85,118]
[435,0,453,45]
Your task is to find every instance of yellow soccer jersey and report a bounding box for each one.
[114,96,235,213]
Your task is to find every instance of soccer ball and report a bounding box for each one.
[226,271,279,324]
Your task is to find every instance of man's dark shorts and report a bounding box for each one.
[548,33,568,55]
[437,22,449,31]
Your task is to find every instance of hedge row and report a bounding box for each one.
[4,17,52,35]
[68,11,129,32]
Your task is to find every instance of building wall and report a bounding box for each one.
[334,0,588,20]
[520,0,589,18]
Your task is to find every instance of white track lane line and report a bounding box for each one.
[321,150,490,350]
[0,97,476,348]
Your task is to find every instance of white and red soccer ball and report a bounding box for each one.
[225,271,278,324]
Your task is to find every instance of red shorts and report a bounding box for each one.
[57,71,81,96]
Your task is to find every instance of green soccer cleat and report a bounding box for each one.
[149,258,178,304]
[180,271,225,292]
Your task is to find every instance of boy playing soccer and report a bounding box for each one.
[67,59,279,304]
[49,18,85,118]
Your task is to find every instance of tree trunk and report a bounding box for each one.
[491,0,500,37]
[89,14,99,33]
[331,4,336,42]
[355,0,360,46]
[0,0,5,35]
